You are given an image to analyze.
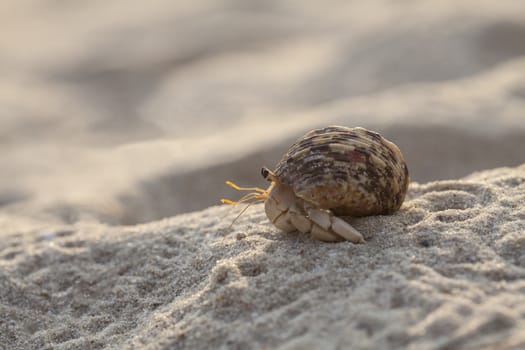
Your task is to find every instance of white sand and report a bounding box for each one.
[1,165,524,349]
[1,1,525,349]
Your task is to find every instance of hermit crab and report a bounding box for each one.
[222,126,409,243]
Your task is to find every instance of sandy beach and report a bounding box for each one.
[1,165,524,349]
[1,0,525,349]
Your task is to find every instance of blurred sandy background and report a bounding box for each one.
[1,0,524,224]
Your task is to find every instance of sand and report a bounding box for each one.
[1,165,525,349]
[1,0,525,349]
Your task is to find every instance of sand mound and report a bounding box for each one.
[1,164,524,349]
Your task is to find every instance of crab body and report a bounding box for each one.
[223,126,409,243]
[262,177,366,242]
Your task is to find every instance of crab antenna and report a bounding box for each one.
[221,180,269,205]
[225,181,266,193]
[228,198,265,227]
[221,192,263,205]
[221,180,269,226]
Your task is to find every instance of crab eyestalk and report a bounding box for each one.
[261,166,279,182]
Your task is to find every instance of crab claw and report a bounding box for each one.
[264,182,296,232]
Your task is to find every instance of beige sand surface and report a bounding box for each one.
[1,165,524,349]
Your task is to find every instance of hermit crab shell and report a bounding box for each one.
[273,126,409,217]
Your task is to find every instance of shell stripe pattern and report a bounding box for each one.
[273,126,409,217]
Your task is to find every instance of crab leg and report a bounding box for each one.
[306,207,365,243]
[310,224,341,242]
[285,203,363,243]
